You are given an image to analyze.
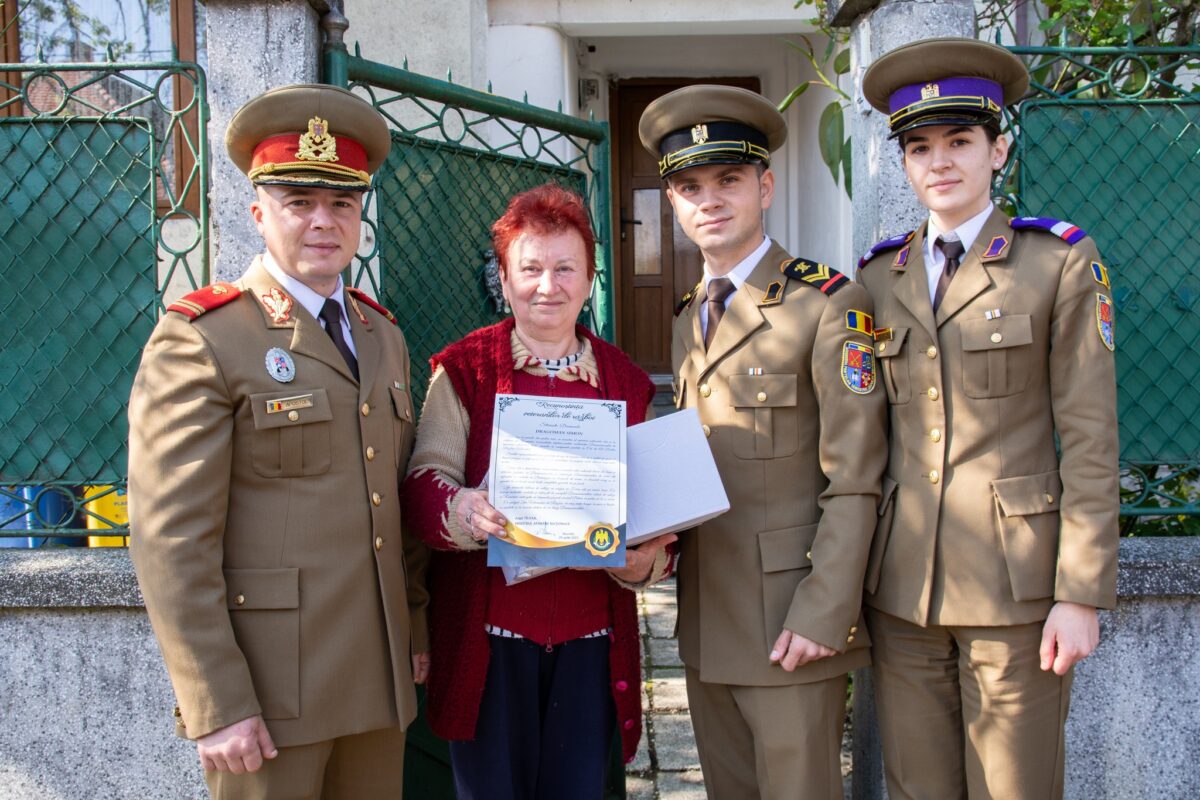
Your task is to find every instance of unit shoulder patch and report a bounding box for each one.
[167,283,242,321]
[1096,292,1115,351]
[675,282,701,316]
[780,257,850,296]
[858,230,915,269]
[347,287,399,325]
[1010,216,1088,245]
[841,341,877,394]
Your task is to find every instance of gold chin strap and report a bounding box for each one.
[659,140,770,177]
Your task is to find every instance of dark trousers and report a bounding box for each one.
[449,634,615,800]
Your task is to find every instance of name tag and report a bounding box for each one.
[265,394,315,414]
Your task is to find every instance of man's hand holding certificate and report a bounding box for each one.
[487,394,628,568]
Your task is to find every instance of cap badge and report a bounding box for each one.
[691,124,709,144]
[260,287,294,324]
[921,83,941,100]
[297,115,338,164]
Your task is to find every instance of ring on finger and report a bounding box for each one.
[466,510,476,528]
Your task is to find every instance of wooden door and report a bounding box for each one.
[611,77,760,375]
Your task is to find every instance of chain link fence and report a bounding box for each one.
[1002,44,1200,521]
[0,58,208,540]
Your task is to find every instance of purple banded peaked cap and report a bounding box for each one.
[862,37,1028,137]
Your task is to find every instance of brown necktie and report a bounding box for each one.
[319,298,359,380]
[704,277,736,351]
[932,236,965,312]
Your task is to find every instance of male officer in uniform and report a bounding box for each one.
[857,38,1119,799]
[638,86,887,799]
[128,84,429,799]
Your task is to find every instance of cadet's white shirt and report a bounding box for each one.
[262,251,357,357]
[924,204,993,304]
[700,235,771,339]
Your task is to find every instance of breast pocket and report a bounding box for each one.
[248,388,333,478]
[390,386,416,467]
[875,327,911,404]
[728,374,798,459]
[961,314,1034,398]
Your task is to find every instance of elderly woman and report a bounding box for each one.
[401,183,675,799]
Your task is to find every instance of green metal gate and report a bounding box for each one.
[1001,43,1200,525]
[0,57,208,540]
[324,44,613,412]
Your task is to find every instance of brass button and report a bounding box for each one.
[756,391,767,402]
[1045,493,1055,504]
[930,428,942,443]
[405,408,412,421]
[850,625,858,633]
[361,403,370,416]
[287,410,299,422]
[366,446,376,461]
[234,594,245,606]
[927,387,939,401]
[806,550,813,560]
[371,492,382,506]
[991,332,1003,344]
[700,383,711,398]
[847,635,855,644]
[929,470,940,484]
[879,341,887,353]
[702,424,711,437]
[926,345,938,359]
[374,536,384,551]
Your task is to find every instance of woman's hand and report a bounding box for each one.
[606,533,677,584]
[456,489,508,544]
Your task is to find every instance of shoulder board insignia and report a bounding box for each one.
[167,282,242,320]
[1010,216,1087,245]
[780,257,850,296]
[675,282,701,316]
[347,287,399,325]
[858,230,915,269]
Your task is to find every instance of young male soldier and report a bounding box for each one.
[128,84,429,799]
[857,38,1119,799]
[638,85,887,799]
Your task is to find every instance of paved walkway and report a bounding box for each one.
[628,577,853,799]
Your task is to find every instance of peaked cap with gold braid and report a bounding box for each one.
[226,84,390,191]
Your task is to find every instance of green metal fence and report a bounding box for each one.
[324,44,612,412]
[1000,43,1200,521]
[0,57,208,539]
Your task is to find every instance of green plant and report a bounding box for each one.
[780,19,853,199]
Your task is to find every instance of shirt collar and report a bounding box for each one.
[926,204,994,263]
[510,329,599,388]
[704,235,770,295]
[261,251,348,324]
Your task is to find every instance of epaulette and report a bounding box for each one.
[347,287,399,326]
[858,230,915,269]
[167,282,242,320]
[780,257,850,296]
[675,282,701,316]
[1010,216,1087,245]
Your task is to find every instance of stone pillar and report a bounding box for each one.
[827,8,977,797]
[832,0,975,264]
[204,0,323,282]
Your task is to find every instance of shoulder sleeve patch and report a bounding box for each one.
[346,287,399,326]
[1010,216,1088,245]
[167,282,242,320]
[675,282,701,316]
[858,230,915,269]
[780,257,850,296]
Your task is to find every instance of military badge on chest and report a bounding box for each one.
[841,341,877,394]
[265,347,297,382]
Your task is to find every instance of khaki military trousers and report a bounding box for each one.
[867,608,1073,800]
[205,726,406,800]
[685,667,845,800]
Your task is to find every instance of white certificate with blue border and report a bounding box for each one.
[486,393,627,569]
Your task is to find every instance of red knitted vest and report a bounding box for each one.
[416,318,654,762]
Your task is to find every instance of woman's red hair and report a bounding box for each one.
[491,183,596,279]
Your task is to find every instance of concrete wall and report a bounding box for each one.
[1,541,1197,798]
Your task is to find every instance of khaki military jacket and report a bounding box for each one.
[672,241,887,686]
[857,208,1119,627]
[128,258,429,747]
